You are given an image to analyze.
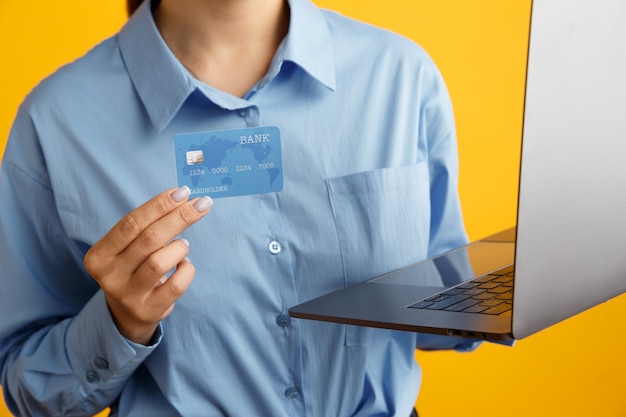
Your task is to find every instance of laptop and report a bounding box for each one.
[289,0,626,341]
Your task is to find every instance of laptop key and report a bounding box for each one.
[461,304,490,314]
[408,300,435,309]
[495,292,513,300]
[462,288,487,296]
[479,299,505,307]
[457,282,480,289]
[424,295,447,302]
[474,275,497,283]
[441,288,465,296]
[472,292,495,300]
[487,286,510,294]
[477,282,501,289]
[444,298,482,312]
[481,303,512,315]
[422,294,472,310]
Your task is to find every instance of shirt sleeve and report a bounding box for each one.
[420,57,469,258]
[412,55,482,352]
[0,110,160,417]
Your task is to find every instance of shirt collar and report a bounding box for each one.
[283,0,336,91]
[118,0,335,132]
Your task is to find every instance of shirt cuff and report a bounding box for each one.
[65,290,162,391]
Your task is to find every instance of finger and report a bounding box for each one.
[120,196,212,271]
[130,239,190,293]
[93,186,192,258]
[151,257,196,314]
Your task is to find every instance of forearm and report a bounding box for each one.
[1,291,160,417]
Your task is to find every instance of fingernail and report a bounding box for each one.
[181,238,190,247]
[193,196,213,213]
[183,256,191,263]
[171,186,191,203]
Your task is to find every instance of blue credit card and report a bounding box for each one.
[174,126,283,198]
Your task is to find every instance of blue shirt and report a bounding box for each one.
[0,0,473,416]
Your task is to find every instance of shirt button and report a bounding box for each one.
[268,240,282,255]
[284,386,301,400]
[94,357,109,370]
[276,313,291,328]
[86,371,100,384]
[238,109,248,117]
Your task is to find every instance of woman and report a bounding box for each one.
[0,0,474,415]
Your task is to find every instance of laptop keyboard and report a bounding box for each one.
[407,265,514,315]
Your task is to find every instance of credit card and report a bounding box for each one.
[174,126,283,198]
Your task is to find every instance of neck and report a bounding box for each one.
[154,0,290,97]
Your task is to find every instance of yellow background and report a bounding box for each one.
[1,1,625,416]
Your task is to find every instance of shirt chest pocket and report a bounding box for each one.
[325,164,431,345]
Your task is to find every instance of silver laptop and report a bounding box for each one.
[289,0,626,341]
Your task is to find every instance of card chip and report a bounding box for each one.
[186,150,204,165]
